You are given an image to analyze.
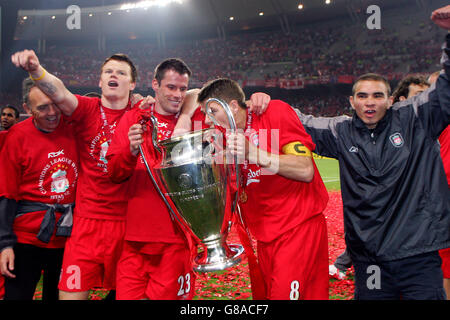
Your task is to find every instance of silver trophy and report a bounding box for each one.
[139,99,244,272]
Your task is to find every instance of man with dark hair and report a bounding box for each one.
[1,105,20,131]
[196,78,329,300]
[11,49,145,300]
[351,73,392,96]
[0,78,78,300]
[392,75,430,103]
[106,57,198,300]
[329,74,432,281]
[295,6,450,300]
[153,58,192,85]
[0,105,20,151]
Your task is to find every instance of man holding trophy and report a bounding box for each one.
[194,78,329,300]
[107,58,200,300]
[107,59,270,300]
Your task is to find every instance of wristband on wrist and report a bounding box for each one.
[29,68,46,81]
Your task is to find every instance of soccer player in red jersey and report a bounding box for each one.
[11,49,141,299]
[107,58,199,300]
[0,78,78,300]
[197,78,329,300]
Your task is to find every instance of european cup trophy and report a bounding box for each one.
[139,99,244,272]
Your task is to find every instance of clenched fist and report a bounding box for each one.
[11,49,41,73]
[431,5,450,30]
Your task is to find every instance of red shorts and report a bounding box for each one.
[257,213,329,300]
[116,241,195,300]
[58,216,125,292]
[439,248,450,279]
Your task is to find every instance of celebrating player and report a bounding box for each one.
[0,78,78,300]
[197,78,329,300]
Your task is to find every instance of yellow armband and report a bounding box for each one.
[282,141,312,157]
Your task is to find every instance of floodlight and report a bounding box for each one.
[120,0,184,11]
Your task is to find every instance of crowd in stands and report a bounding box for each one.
[1,9,444,118]
[36,14,444,89]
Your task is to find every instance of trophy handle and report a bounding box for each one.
[138,116,190,235]
[205,98,241,216]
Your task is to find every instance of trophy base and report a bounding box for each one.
[194,241,244,273]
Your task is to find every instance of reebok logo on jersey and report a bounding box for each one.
[247,168,261,186]
[349,146,358,153]
[48,149,64,158]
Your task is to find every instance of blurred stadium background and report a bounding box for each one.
[0,0,448,120]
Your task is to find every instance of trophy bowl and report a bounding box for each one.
[154,128,244,272]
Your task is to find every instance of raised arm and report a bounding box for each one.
[392,7,450,138]
[172,88,201,137]
[11,49,78,116]
[172,90,271,137]
[431,5,450,30]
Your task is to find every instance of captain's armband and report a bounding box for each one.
[281,141,312,157]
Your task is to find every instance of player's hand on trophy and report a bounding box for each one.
[128,123,145,156]
[247,92,270,115]
[227,131,251,164]
[130,93,144,107]
[431,5,450,30]
[138,95,156,110]
[11,49,41,72]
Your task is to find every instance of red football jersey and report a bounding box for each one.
[239,100,329,243]
[439,125,450,186]
[0,130,7,151]
[107,106,207,246]
[0,118,78,247]
[68,95,132,220]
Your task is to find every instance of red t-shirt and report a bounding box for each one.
[107,106,207,250]
[439,125,450,186]
[0,118,78,248]
[68,95,132,220]
[0,130,8,151]
[239,100,329,243]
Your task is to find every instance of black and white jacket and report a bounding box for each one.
[296,34,450,263]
